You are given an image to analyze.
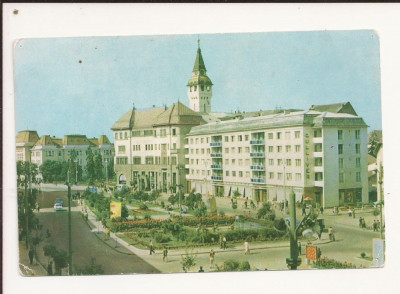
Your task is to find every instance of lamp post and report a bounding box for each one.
[74,159,78,185]
[66,164,73,275]
[176,165,185,218]
[286,189,301,270]
[105,159,109,190]
[376,168,384,239]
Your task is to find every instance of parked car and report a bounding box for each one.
[54,203,63,211]
[55,198,64,206]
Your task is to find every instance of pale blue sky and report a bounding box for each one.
[14,31,381,141]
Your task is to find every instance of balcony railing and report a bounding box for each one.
[210,142,222,147]
[211,176,223,181]
[250,140,265,145]
[211,164,223,169]
[211,153,223,158]
[250,152,265,158]
[250,165,265,171]
[251,178,266,184]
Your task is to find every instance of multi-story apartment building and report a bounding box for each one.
[16,131,114,176]
[111,102,204,192]
[185,106,369,207]
[112,41,370,207]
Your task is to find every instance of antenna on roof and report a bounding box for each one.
[197,35,200,48]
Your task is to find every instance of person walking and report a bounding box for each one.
[209,249,215,267]
[222,236,227,250]
[362,218,366,228]
[377,220,381,230]
[352,208,356,219]
[47,261,53,276]
[163,246,168,262]
[328,226,335,241]
[319,206,324,215]
[359,217,363,228]
[298,241,302,255]
[302,205,306,216]
[149,240,155,255]
[373,220,377,232]
[244,240,250,255]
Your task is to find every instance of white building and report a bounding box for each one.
[112,41,370,207]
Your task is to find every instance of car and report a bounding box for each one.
[56,198,64,206]
[54,203,63,211]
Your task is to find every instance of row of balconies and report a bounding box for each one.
[249,140,265,145]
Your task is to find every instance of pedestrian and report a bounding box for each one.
[198,266,204,272]
[373,220,377,232]
[377,220,381,230]
[328,226,335,241]
[317,247,322,259]
[223,236,227,250]
[244,201,248,209]
[362,218,366,228]
[244,240,250,255]
[219,235,223,249]
[352,208,356,219]
[209,249,215,267]
[298,241,301,255]
[149,240,155,255]
[36,204,40,213]
[47,261,53,276]
[348,209,352,217]
[28,248,34,265]
[163,246,168,262]
[302,206,306,216]
[359,217,363,228]
[320,206,324,215]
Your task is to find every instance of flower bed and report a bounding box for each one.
[314,257,357,269]
[110,215,250,232]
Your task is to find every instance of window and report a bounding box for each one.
[195,138,199,144]
[231,136,235,142]
[356,172,361,182]
[245,135,249,141]
[238,147,243,153]
[118,146,126,154]
[296,159,302,167]
[201,149,204,154]
[238,159,243,166]
[115,133,118,140]
[191,159,194,164]
[356,157,361,168]
[225,159,229,165]
[201,138,204,143]
[286,159,292,166]
[238,135,242,141]
[173,143,177,150]
[277,173,283,180]
[232,171,236,177]
[269,172,274,179]
[277,159,283,166]
[190,138,193,144]
[116,157,128,165]
[207,148,210,154]
[315,172,323,181]
[286,173,292,181]
[202,170,205,176]
[232,159,236,165]
[245,147,250,153]
[296,173,301,181]
[268,146,274,152]
[268,133,273,140]
[339,158,343,168]
[160,129,167,137]
[277,146,282,153]
[171,157,177,165]
[355,144,360,154]
[190,149,194,154]
[145,156,154,165]
[355,130,360,139]
[314,158,322,167]
[226,171,230,176]
[124,132,128,139]
[246,171,250,177]
[295,145,301,152]
[286,145,291,153]
[277,132,281,139]
[239,171,243,177]
[172,128,176,136]
[225,148,229,153]
[245,159,250,166]
[224,136,229,142]
[314,144,322,152]
[268,159,274,166]
[338,130,343,140]
[196,149,199,154]
[295,131,300,139]
[144,130,154,136]
[133,157,141,165]
[339,173,344,183]
[314,129,322,138]
[231,147,235,153]
[285,132,291,139]
[338,144,343,154]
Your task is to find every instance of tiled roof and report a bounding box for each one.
[111,107,165,130]
[16,130,39,144]
[34,135,61,147]
[154,102,205,126]
[309,102,357,116]
[62,135,96,146]
[98,135,112,145]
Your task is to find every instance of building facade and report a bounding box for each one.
[16,131,114,176]
[112,42,370,207]
[185,108,369,208]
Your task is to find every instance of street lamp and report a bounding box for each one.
[66,162,73,275]
[74,159,78,185]
[286,189,301,270]
[105,159,109,190]
[176,165,185,218]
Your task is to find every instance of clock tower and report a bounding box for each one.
[187,39,213,113]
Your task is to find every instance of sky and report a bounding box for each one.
[14,30,382,141]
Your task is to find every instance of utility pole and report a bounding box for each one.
[67,167,73,275]
[24,168,29,248]
[286,190,301,270]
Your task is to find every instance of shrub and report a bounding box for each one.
[373,208,380,216]
[223,260,240,271]
[160,201,165,208]
[139,203,149,211]
[219,210,225,217]
[154,233,171,243]
[239,261,251,271]
[361,252,366,258]
[144,214,151,220]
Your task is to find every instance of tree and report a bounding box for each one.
[76,257,104,275]
[17,187,39,242]
[180,250,197,273]
[40,160,62,183]
[43,244,68,275]
[106,159,115,180]
[121,204,129,220]
[94,154,104,181]
[257,202,272,219]
[86,146,95,185]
